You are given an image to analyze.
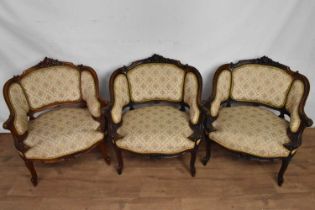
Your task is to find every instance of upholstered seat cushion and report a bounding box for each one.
[209,106,291,158]
[24,108,104,159]
[116,106,197,154]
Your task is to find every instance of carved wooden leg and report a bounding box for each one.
[113,145,124,175]
[202,136,211,166]
[21,157,38,186]
[190,146,198,177]
[99,142,111,165]
[277,155,293,186]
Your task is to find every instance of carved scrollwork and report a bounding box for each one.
[230,56,290,70]
[35,57,64,68]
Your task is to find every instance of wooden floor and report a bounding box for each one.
[0,129,315,210]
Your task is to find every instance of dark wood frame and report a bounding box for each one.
[202,56,313,186]
[108,54,203,176]
[2,57,110,186]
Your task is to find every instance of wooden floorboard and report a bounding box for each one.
[0,129,314,210]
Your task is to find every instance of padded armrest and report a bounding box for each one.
[4,82,30,135]
[81,70,101,118]
[285,79,311,132]
[111,74,130,124]
[184,72,201,124]
[210,68,231,117]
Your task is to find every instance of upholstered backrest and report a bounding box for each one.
[110,55,202,124]
[230,64,293,108]
[20,66,81,110]
[127,63,186,102]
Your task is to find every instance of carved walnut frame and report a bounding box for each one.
[108,54,203,176]
[202,56,313,186]
[3,57,110,186]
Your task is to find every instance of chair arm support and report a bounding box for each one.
[284,127,304,151]
[3,117,29,153]
[285,111,313,151]
[188,121,203,142]
[200,102,216,133]
[105,105,124,144]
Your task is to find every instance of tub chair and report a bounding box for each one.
[108,54,202,176]
[202,56,312,186]
[3,58,110,186]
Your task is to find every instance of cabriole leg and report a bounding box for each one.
[21,156,38,186]
[190,146,199,177]
[113,145,124,175]
[277,154,294,186]
[202,135,211,166]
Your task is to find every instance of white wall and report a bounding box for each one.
[0,0,314,132]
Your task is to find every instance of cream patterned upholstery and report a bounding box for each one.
[7,83,30,135]
[116,106,197,154]
[111,74,130,124]
[24,108,103,159]
[81,70,101,118]
[111,65,201,125]
[210,106,291,158]
[20,66,81,110]
[231,64,293,108]
[286,80,304,133]
[184,72,200,124]
[211,70,231,117]
[127,64,185,102]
